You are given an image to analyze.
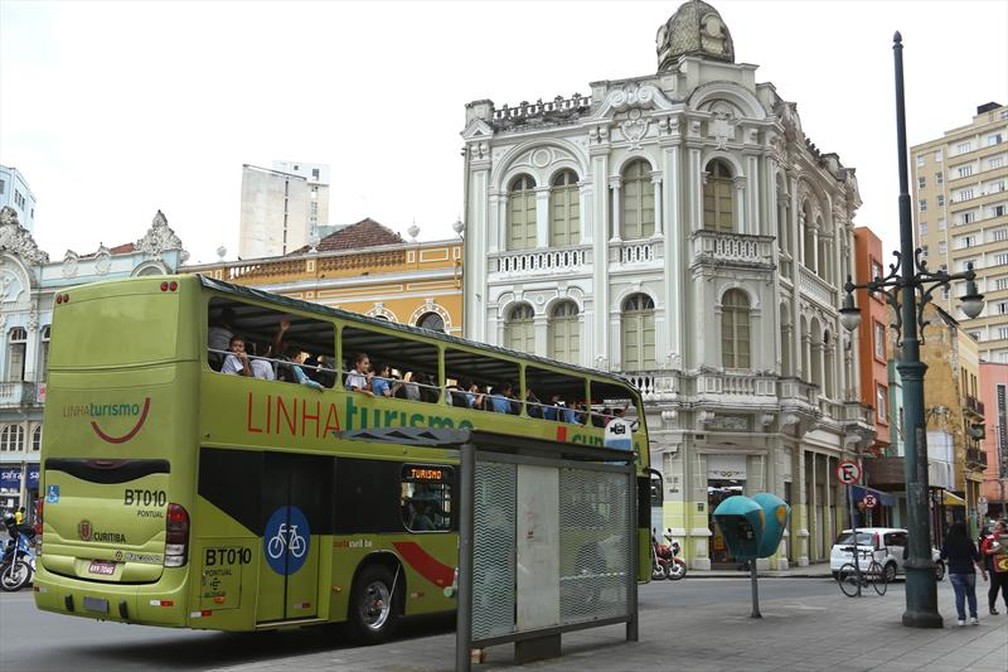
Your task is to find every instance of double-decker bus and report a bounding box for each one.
[34,275,650,641]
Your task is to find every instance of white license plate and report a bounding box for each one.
[88,560,116,575]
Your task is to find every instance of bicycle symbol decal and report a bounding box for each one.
[264,506,311,575]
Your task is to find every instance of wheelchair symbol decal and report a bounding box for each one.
[264,505,310,575]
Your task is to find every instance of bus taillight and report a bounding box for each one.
[164,503,190,568]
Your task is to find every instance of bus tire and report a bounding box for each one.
[348,563,400,644]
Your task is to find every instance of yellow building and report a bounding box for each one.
[919,302,987,533]
[185,218,464,336]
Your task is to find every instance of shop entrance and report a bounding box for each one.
[708,479,744,568]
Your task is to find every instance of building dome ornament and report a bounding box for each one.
[657,0,735,72]
[0,206,49,265]
[135,210,189,262]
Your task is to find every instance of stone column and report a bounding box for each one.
[609,177,622,242]
[651,171,663,237]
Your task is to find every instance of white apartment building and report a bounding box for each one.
[461,0,872,569]
[912,102,1008,363]
[0,207,186,515]
[238,161,331,260]
[0,165,37,234]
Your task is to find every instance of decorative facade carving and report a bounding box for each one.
[135,210,189,262]
[0,206,49,265]
[62,251,79,278]
[95,246,112,275]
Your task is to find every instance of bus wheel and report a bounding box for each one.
[348,564,399,644]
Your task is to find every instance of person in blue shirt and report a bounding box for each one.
[287,348,324,391]
[371,362,401,398]
[490,382,515,414]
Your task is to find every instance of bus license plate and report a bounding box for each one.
[88,560,116,576]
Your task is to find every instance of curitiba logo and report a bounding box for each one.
[63,398,152,444]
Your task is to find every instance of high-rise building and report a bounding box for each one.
[912,102,1008,363]
[239,161,330,259]
[0,165,37,233]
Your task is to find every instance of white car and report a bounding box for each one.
[830,527,945,582]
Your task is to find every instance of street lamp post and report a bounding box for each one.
[838,33,985,629]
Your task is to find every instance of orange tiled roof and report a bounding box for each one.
[290,218,404,254]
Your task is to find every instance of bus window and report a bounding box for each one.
[341,325,441,402]
[589,379,642,430]
[400,464,453,532]
[525,366,589,422]
[207,297,336,387]
[444,348,519,413]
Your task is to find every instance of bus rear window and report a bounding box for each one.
[51,295,179,367]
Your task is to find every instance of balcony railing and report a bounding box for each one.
[491,246,590,274]
[777,378,819,406]
[798,265,837,309]
[609,239,659,266]
[965,447,988,469]
[0,382,40,407]
[690,231,775,268]
[964,395,985,416]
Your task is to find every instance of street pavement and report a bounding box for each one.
[210,565,1008,672]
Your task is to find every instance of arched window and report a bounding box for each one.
[547,301,580,364]
[721,289,751,369]
[802,202,815,270]
[809,317,823,388]
[703,160,734,232]
[0,425,24,452]
[6,327,27,383]
[780,302,793,377]
[549,170,580,247]
[32,425,41,452]
[508,174,537,250]
[621,160,654,239]
[621,293,656,370]
[816,216,830,281]
[416,312,445,333]
[38,325,51,383]
[504,303,535,354]
[776,173,791,255]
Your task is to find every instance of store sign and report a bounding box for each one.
[26,464,39,489]
[0,468,23,490]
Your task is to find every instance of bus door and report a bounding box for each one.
[255,452,332,623]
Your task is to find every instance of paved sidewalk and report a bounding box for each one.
[213,577,1007,672]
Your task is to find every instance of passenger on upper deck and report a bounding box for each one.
[345,352,374,395]
[287,346,324,391]
[489,382,517,414]
[371,362,402,398]
[221,335,253,377]
[249,342,276,380]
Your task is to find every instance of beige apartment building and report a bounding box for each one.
[912,102,1008,364]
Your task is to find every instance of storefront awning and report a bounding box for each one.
[941,490,967,507]
[850,484,896,507]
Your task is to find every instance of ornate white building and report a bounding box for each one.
[461,0,873,569]
[0,208,187,515]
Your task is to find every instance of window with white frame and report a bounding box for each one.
[996,253,1008,266]
[916,154,925,166]
[622,160,655,239]
[507,174,537,250]
[959,188,975,201]
[547,300,580,365]
[31,425,41,452]
[938,241,947,254]
[999,327,1008,340]
[957,141,972,155]
[937,195,945,207]
[504,303,535,354]
[938,218,947,230]
[935,172,944,185]
[6,327,26,382]
[874,321,885,360]
[548,169,580,247]
[993,227,1008,242]
[919,222,928,236]
[876,384,888,423]
[935,149,943,162]
[957,165,974,178]
[621,293,656,370]
[962,211,976,225]
[0,425,24,452]
[990,156,1005,170]
[988,133,1004,146]
[960,234,976,248]
[38,325,50,382]
[721,289,751,369]
[702,160,734,233]
[917,176,926,189]
[996,206,1008,219]
[919,199,927,212]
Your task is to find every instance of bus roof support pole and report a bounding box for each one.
[626,462,639,642]
[455,441,476,672]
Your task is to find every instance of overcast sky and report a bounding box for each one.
[2,0,1006,264]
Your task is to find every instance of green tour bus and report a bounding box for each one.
[34,274,650,641]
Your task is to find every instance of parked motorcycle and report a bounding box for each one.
[652,528,688,581]
[1,513,36,591]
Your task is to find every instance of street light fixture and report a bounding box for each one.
[838,33,986,630]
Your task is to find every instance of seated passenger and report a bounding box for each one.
[400,371,421,401]
[287,346,324,391]
[249,342,275,381]
[525,389,543,418]
[489,382,516,414]
[207,308,235,370]
[463,380,485,410]
[371,362,402,397]
[310,355,336,388]
[345,352,373,395]
[221,335,252,377]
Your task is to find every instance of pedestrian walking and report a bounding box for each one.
[980,518,1008,616]
[940,521,986,626]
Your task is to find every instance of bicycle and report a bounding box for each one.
[837,560,888,597]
